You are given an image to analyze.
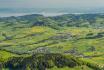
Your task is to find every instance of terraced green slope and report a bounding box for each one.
[0,14,104,70]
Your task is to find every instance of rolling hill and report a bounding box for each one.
[0,14,104,70]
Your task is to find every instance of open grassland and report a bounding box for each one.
[0,14,104,70]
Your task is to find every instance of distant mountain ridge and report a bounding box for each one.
[1,13,104,28]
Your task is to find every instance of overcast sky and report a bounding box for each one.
[0,0,104,8]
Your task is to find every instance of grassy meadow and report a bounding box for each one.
[0,14,104,70]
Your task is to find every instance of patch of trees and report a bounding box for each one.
[0,53,78,70]
[87,46,96,52]
[85,32,104,39]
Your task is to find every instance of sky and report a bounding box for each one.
[0,0,104,9]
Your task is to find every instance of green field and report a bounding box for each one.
[0,14,104,70]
